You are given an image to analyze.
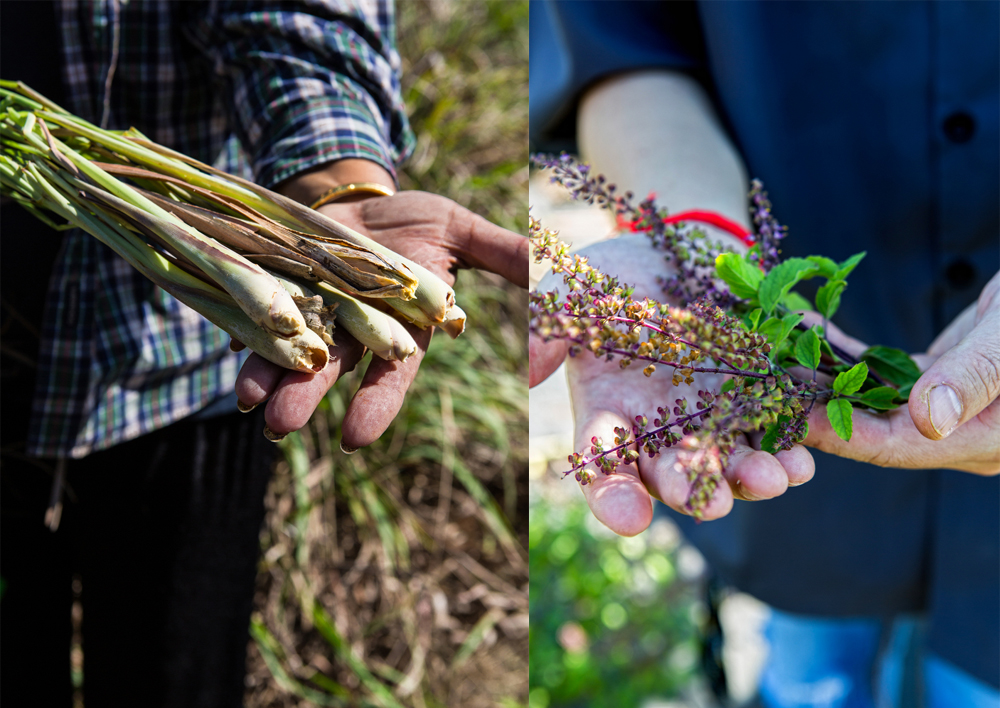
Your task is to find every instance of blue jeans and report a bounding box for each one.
[759,610,1000,708]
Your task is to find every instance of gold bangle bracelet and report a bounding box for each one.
[309,182,396,210]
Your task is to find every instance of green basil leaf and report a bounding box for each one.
[816,279,847,319]
[780,290,814,312]
[757,258,820,315]
[833,361,868,395]
[759,311,804,352]
[715,252,763,300]
[746,308,763,332]
[720,378,736,395]
[858,386,900,410]
[806,255,840,278]
[826,398,854,441]
[836,251,867,279]
[862,346,922,392]
[760,415,790,454]
[794,327,821,371]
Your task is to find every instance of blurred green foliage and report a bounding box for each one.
[529,494,701,707]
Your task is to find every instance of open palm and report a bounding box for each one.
[531,233,815,535]
[235,190,528,448]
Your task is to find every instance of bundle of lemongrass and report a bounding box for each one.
[0,81,465,373]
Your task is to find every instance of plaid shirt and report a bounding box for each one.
[28,0,415,458]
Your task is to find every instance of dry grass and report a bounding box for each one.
[244,2,528,706]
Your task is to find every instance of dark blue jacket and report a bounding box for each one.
[531,0,999,687]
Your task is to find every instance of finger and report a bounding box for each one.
[927,300,977,357]
[723,445,790,501]
[454,208,530,288]
[234,353,285,410]
[638,447,734,521]
[341,326,433,450]
[254,331,366,435]
[805,403,897,464]
[574,409,654,537]
[530,334,569,388]
[746,431,816,487]
[909,306,1000,440]
[774,445,816,486]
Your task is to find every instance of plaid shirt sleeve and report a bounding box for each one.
[187,0,416,188]
[29,0,414,459]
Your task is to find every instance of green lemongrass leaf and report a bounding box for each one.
[760,414,791,454]
[715,252,763,299]
[780,290,814,312]
[826,398,854,441]
[757,257,819,315]
[816,279,847,319]
[836,251,867,279]
[833,361,868,395]
[857,386,901,410]
[862,345,922,395]
[794,327,821,371]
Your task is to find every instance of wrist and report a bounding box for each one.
[274,158,396,207]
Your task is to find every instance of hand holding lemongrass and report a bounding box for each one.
[236,166,530,448]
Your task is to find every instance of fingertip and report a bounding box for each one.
[582,473,653,537]
[726,449,788,501]
[773,444,816,486]
[235,353,283,407]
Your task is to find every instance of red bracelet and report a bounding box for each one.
[617,208,756,248]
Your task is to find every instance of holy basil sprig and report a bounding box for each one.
[714,249,921,443]
[530,154,926,517]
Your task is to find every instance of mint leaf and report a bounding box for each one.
[862,346,921,396]
[836,251,867,279]
[833,361,868,395]
[715,252,763,299]
[760,415,791,454]
[858,386,900,410]
[826,398,854,441]
[757,258,820,315]
[806,255,840,279]
[816,279,847,319]
[794,327,821,370]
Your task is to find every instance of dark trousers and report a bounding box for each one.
[1,408,278,707]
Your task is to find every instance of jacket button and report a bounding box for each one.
[945,260,976,289]
[942,112,976,143]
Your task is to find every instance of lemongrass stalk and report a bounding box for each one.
[280,278,417,362]
[440,304,467,339]
[114,131,458,322]
[20,160,328,372]
[33,130,309,340]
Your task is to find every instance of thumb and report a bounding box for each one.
[909,309,1000,440]
[529,333,569,388]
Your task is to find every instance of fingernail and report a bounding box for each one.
[340,440,358,455]
[927,384,962,438]
[736,480,763,501]
[237,400,257,413]
[263,426,287,442]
